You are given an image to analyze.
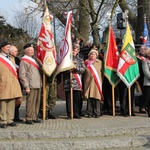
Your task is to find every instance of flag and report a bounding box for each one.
[117,22,139,87]
[104,26,120,87]
[140,20,150,46]
[55,11,74,75]
[36,5,56,76]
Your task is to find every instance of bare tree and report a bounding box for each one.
[12,0,150,46]
[14,5,42,39]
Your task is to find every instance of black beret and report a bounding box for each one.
[0,41,10,49]
[23,43,33,49]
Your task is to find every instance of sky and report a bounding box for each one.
[0,0,63,43]
[0,0,35,25]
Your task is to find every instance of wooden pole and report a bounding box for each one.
[70,71,73,119]
[42,73,47,121]
[112,86,115,116]
[128,87,131,116]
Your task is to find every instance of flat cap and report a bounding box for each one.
[23,43,33,49]
[0,41,10,49]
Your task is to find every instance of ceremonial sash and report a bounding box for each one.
[0,55,17,78]
[21,55,39,69]
[85,60,104,100]
[137,55,147,61]
[73,72,82,91]
[16,64,19,72]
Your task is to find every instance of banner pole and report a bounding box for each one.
[70,70,73,119]
[128,87,131,116]
[42,73,47,121]
[112,86,115,116]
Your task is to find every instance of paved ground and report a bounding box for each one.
[19,97,148,120]
[0,98,150,149]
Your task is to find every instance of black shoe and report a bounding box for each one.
[48,113,57,119]
[8,122,17,127]
[88,115,92,118]
[26,120,34,125]
[94,115,100,118]
[139,108,147,114]
[33,119,42,123]
[147,109,150,117]
[0,124,7,128]
[120,111,127,117]
[79,112,85,117]
[74,115,81,119]
[14,118,23,122]
[107,111,113,115]
[131,113,136,116]
[67,116,71,119]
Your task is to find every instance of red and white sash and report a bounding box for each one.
[137,55,147,61]
[0,55,17,78]
[85,60,103,100]
[21,55,39,69]
[73,72,82,90]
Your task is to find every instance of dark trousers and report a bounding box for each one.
[87,98,100,116]
[138,79,145,109]
[103,77,112,113]
[65,90,81,117]
[119,81,135,113]
[143,86,150,109]
[14,104,21,120]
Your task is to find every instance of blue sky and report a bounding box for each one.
[0,0,34,25]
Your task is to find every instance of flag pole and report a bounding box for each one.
[124,9,131,117]
[107,12,115,116]
[70,70,73,119]
[112,86,115,116]
[42,2,47,121]
[42,73,47,121]
[128,87,131,116]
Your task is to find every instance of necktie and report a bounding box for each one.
[6,55,10,60]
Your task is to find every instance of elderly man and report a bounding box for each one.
[137,45,147,113]
[19,43,42,125]
[9,45,23,122]
[0,41,22,128]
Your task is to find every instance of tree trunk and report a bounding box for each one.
[77,0,90,42]
[88,0,101,46]
[145,0,150,33]
[136,0,144,43]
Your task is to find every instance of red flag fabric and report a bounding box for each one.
[36,5,56,76]
[104,26,120,87]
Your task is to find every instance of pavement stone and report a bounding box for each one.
[0,98,150,150]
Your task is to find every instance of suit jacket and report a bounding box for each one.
[142,58,150,86]
[0,53,22,99]
[19,55,42,89]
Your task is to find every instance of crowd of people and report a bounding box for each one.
[0,37,149,128]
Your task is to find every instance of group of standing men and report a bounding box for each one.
[0,42,42,128]
[0,39,150,129]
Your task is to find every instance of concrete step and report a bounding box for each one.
[1,100,150,149]
[0,134,150,150]
[0,125,150,150]
[109,146,150,150]
[0,125,150,140]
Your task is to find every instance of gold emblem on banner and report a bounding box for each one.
[45,56,53,65]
